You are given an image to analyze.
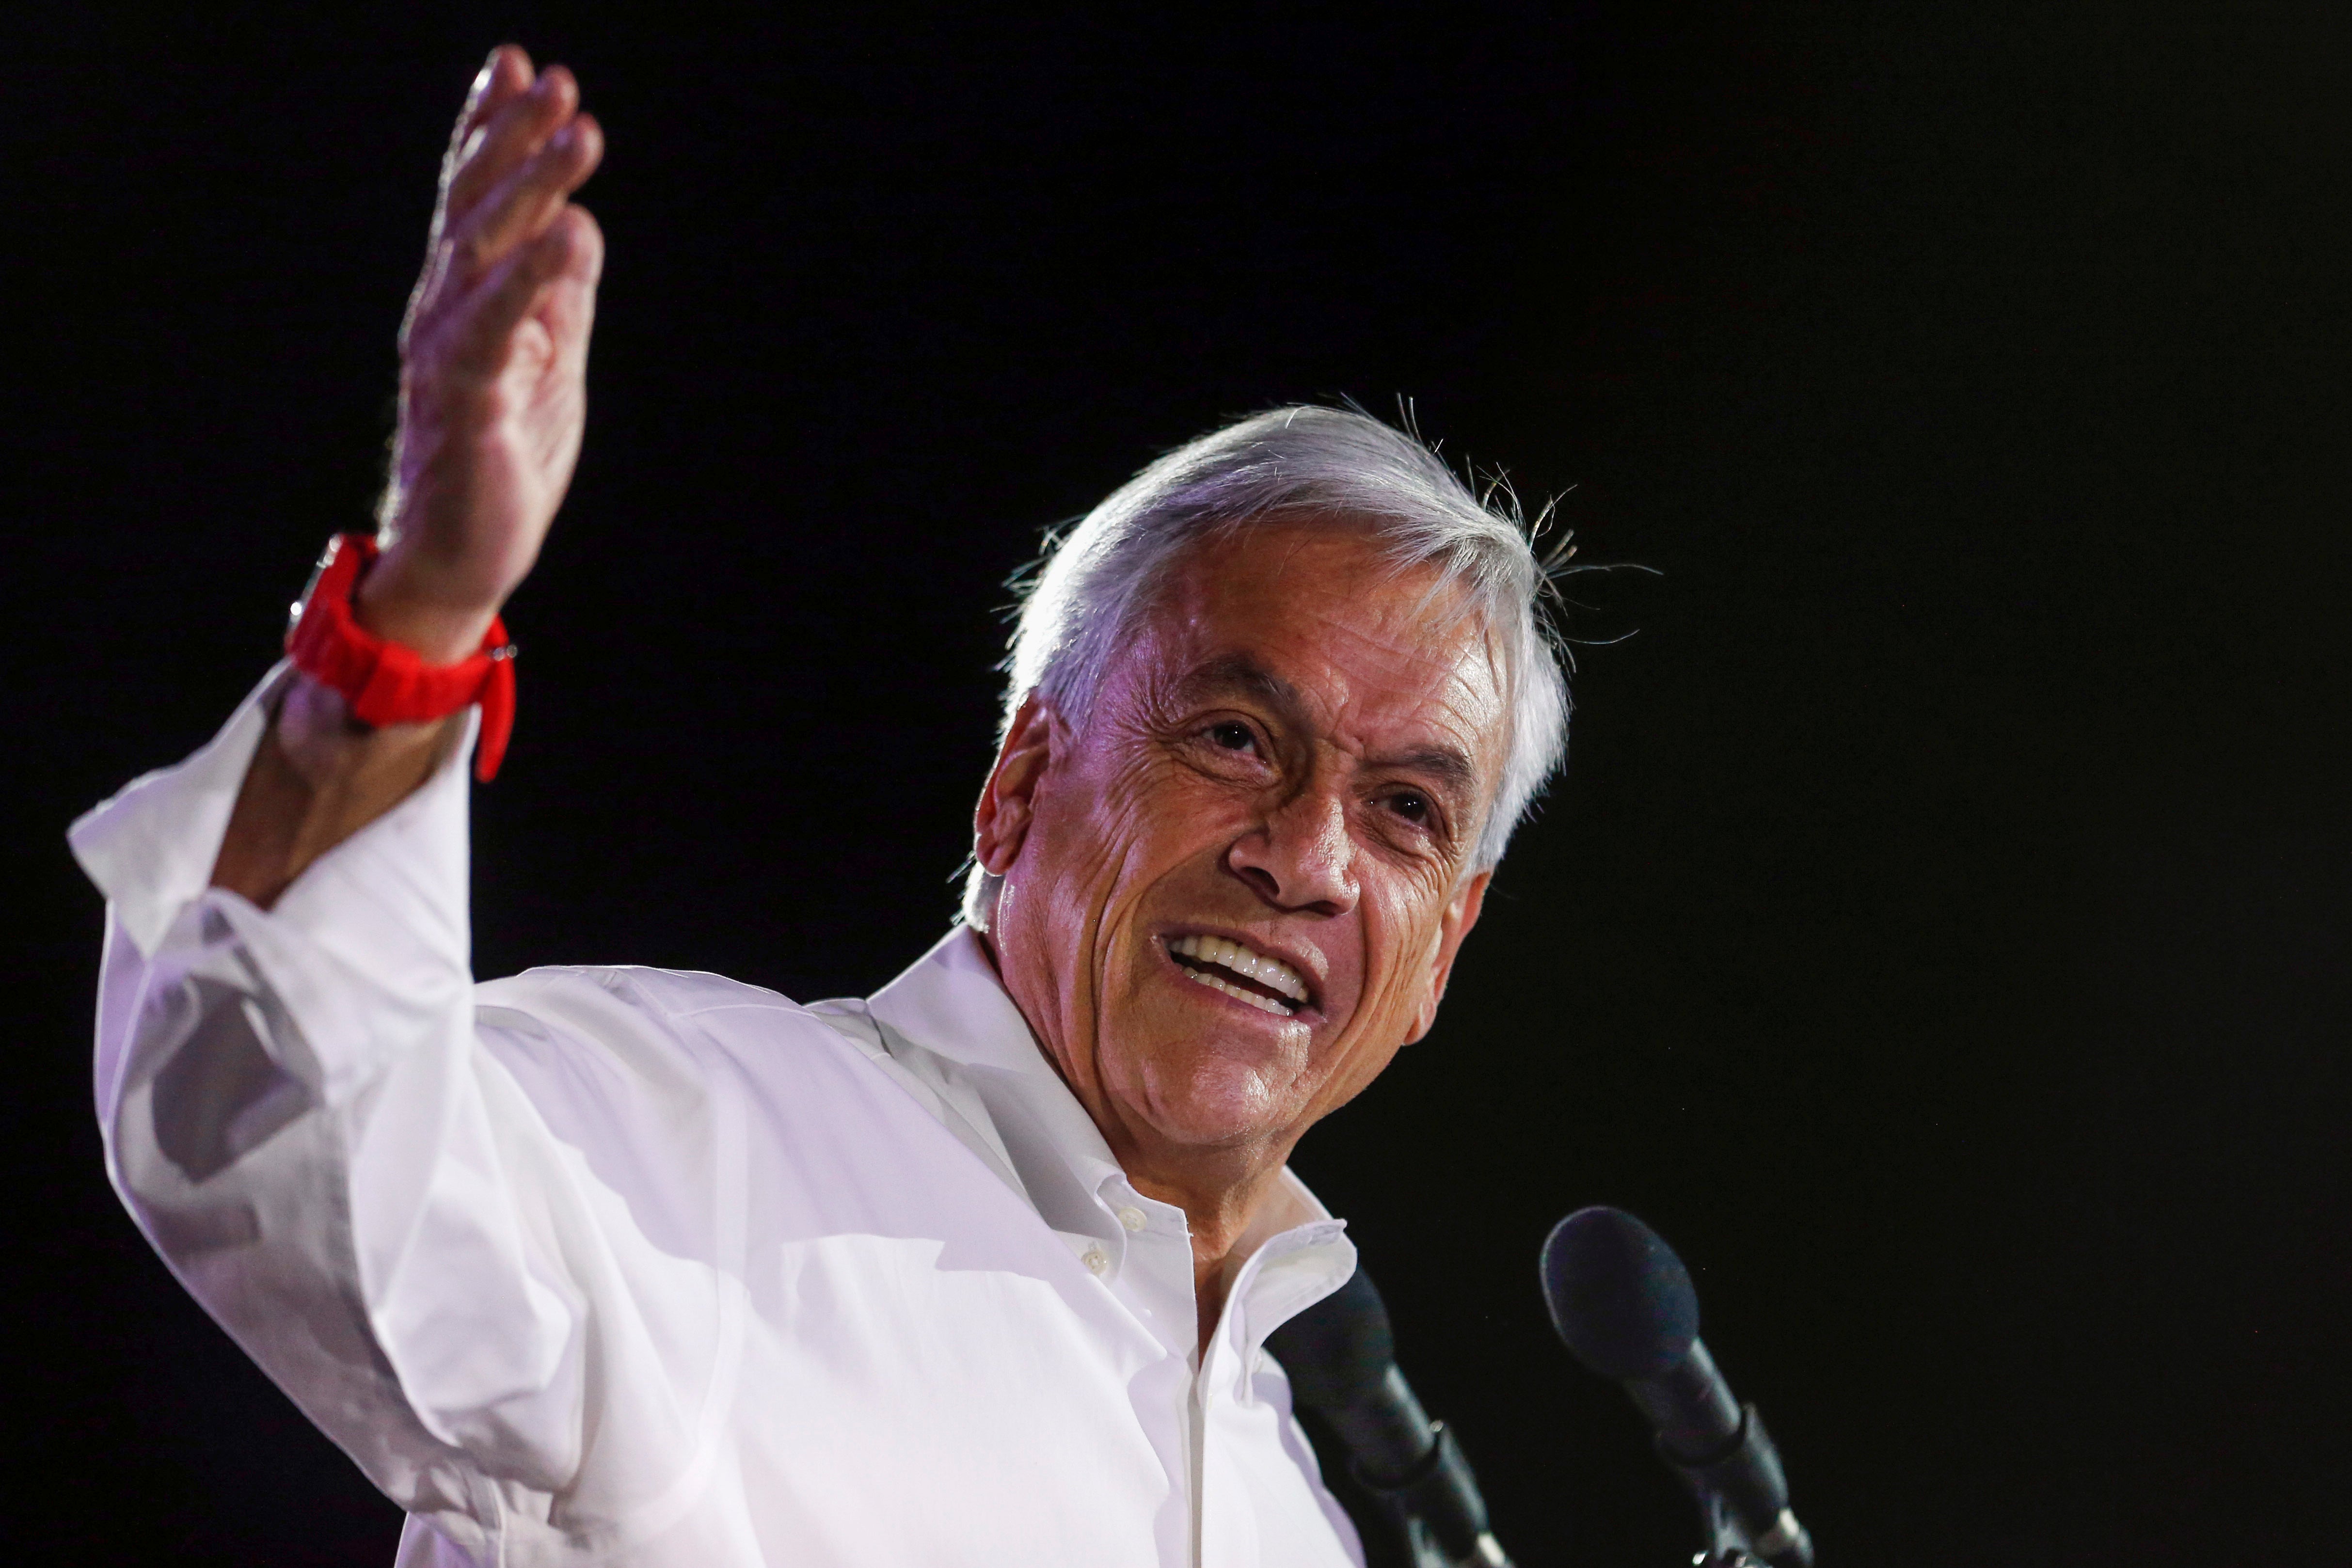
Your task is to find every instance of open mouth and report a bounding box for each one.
[1165,934,1311,1017]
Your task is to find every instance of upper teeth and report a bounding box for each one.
[1167,934,1309,1007]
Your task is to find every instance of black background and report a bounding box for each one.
[6,4,2348,1564]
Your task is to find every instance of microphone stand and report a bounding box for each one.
[1669,1408,1813,1568]
[1266,1265,1514,1568]
[1338,1419,1512,1568]
[1693,1491,1763,1568]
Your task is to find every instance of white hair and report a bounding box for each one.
[966,404,1570,928]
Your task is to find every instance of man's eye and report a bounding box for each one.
[1208,721,1256,752]
[1388,791,1431,824]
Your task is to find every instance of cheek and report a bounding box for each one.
[1042,753,1245,890]
[1301,899,1439,1117]
[1023,752,1219,984]
[1029,753,1153,890]
[1341,885,1449,1042]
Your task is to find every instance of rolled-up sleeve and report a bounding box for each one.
[70,667,593,1559]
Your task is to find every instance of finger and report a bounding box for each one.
[444,65,579,230]
[539,207,605,368]
[449,111,603,279]
[440,46,534,196]
[407,48,533,340]
[445,205,601,380]
[452,46,534,149]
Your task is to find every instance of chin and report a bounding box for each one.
[1128,1044,1309,1149]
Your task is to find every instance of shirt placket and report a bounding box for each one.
[1085,1173,1197,1361]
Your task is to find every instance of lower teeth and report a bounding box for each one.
[1178,963,1294,1016]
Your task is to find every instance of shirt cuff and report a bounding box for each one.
[69,663,288,959]
[68,662,480,969]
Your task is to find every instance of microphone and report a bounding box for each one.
[1267,1264,1512,1568]
[1540,1207,1813,1568]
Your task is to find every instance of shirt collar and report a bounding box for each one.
[864,925,1346,1265]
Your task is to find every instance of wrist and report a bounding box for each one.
[274,671,454,788]
[285,533,520,782]
[353,548,506,664]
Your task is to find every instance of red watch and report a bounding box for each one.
[285,533,518,782]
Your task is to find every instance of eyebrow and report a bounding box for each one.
[1176,653,1308,717]
[1375,743,1480,801]
[1173,653,1482,803]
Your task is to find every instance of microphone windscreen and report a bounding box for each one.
[1265,1263,1397,1413]
[1541,1206,1700,1382]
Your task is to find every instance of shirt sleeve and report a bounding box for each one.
[67,667,712,1560]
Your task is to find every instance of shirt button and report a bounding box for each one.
[1117,1206,1148,1233]
[1082,1246,1109,1275]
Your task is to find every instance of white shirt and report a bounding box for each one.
[70,667,1367,1568]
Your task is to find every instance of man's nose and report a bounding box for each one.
[1227,787,1358,916]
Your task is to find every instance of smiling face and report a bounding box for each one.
[974,519,1507,1197]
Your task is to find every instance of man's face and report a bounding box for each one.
[976,520,1505,1171]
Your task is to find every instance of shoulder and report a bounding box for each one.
[471,964,863,1087]
[465,966,963,1195]
[478,962,806,1024]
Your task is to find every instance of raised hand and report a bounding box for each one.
[212,47,605,905]
[360,45,605,662]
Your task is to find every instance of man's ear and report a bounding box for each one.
[973,691,1057,876]
[1404,868,1492,1045]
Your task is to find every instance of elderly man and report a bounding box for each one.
[72,47,1567,1568]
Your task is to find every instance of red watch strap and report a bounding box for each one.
[285,533,518,782]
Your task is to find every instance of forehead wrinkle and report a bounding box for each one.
[1165,594,1488,713]
[1170,651,1309,720]
[1129,529,1510,783]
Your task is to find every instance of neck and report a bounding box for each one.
[1114,1133,1298,1354]
[1113,1138,1293,1358]
[978,927,1300,1357]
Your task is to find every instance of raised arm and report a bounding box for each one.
[66,52,711,1561]
[214,44,603,908]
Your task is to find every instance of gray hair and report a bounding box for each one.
[965,404,1569,928]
